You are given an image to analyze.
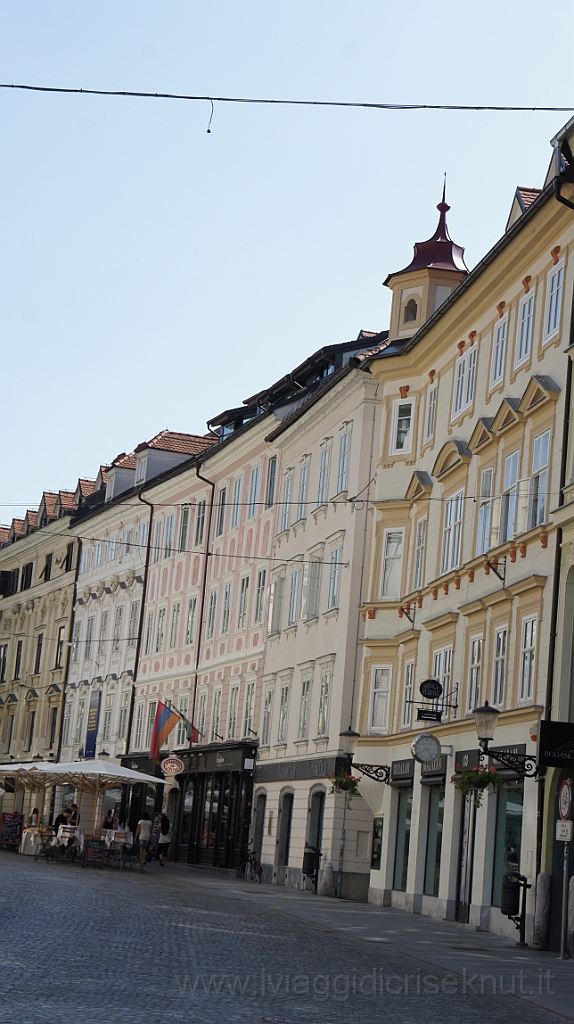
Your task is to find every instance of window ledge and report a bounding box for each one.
[312,505,329,522]
[276,529,290,542]
[293,738,309,748]
[331,490,348,506]
[304,615,319,627]
[284,624,297,635]
[323,607,339,621]
[273,743,287,753]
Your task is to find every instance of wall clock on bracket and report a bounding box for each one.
[411,733,441,764]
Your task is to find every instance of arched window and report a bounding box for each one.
[404,298,418,323]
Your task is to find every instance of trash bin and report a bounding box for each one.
[302,845,320,877]
[500,877,520,917]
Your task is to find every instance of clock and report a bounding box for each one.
[411,733,441,764]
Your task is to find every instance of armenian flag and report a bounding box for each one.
[149,701,181,762]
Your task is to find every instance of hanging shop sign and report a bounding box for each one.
[84,691,102,760]
[161,756,184,776]
[538,720,574,769]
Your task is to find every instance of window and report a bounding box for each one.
[138,520,148,550]
[467,637,482,712]
[231,479,241,529]
[43,553,52,582]
[492,626,507,705]
[269,574,284,635]
[287,568,300,625]
[164,514,174,558]
[135,457,147,484]
[404,297,417,323]
[179,508,190,552]
[216,489,226,537]
[530,430,550,529]
[134,703,144,749]
[243,680,255,736]
[107,536,117,561]
[237,576,250,629]
[155,608,166,653]
[85,618,94,660]
[369,667,390,733]
[103,694,113,741]
[476,468,494,555]
[280,475,291,532]
[413,519,426,590]
[128,602,139,648]
[327,548,341,610]
[75,700,85,745]
[111,606,123,653]
[14,639,23,678]
[206,590,217,639]
[211,690,222,741]
[297,462,309,520]
[145,701,157,748]
[57,703,69,747]
[516,293,534,365]
[97,613,108,658]
[122,529,133,555]
[222,582,232,633]
[424,787,445,897]
[519,617,536,701]
[195,500,207,544]
[0,644,7,683]
[492,785,524,906]
[70,621,82,663]
[48,706,58,749]
[401,662,414,728]
[144,611,154,655]
[432,647,452,706]
[298,677,311,739]
[337,430,351,493]
[317,446,331,505]
[491,318,507,385]
[500,450,520,543]
[262,687,274,746]
[24,708,36,751]
[248,466,260,518]
[391,400,414,454]
[169,602,180,648]
[452,348,477,417]
[317,667,331,736]
[227,686,239,739]
[153,520,163,563]
[197,691,207,739]
[545,261,563,340]
[34,633,43,675]
[424,383,437,442]
[277,684,289,743]
[381,530,404,599]
[254,569,266,623]
[441,491,464,573]
[307,556,321,619]
[394,789,413,892]
[185,597,197,645]
[93,543,103,569]
[175,695,189,746]
[55,624,66,668]
[21,562,33,591]
[65,542,74,572]
[118,691,130,740]
[265,457,277,508]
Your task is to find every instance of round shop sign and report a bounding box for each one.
[161,756,184,776]
[419,678,443,700]
[559,778,572,820]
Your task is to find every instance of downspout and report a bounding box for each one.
[190,464,216,733]
[126,491,154,755]
[56,530,81,763]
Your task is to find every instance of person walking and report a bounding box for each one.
[135,812,152,869]
[158,814,172,866]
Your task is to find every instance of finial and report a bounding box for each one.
[437,173,449,214]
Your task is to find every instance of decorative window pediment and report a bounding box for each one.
[46,683,61,697]
[432,440,471,480]
[405,470,433,502]
[517,375,560,416]
[25,688,39,702]
[491,397,522,435]
[6,693,18,704]
[468,417,494,453]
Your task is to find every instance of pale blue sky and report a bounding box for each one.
[1,2,571,522]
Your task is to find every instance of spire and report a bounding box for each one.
[385,182,468,281]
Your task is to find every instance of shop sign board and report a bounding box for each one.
[419,679,443,699]
[556,819,573,842]
[391,758,414,781]
[421,755,448,777]
[454,749,480,773]
[83,838,106,868]
[0,811,23,847]
[538,720,574,769]
[84,691,102,760]
[161,756,184,776]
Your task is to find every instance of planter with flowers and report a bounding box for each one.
[452,765,504,808]
[328,768,361,808]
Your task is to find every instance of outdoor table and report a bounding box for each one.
[20,829,43,856]
[103,829,133,847]
[57,825,85,849]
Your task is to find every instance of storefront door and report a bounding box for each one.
[456,792,476,923]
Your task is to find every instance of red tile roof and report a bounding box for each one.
[134,430,218,456]
[24,510,38,532]
[78,479,95,498]
[0,527,10,546]
[58,491,77,512]
[112,452,138,470]
[517,187,541,211]
[40,492,58,520]
[11,519,25,538]
[353,339,392,363]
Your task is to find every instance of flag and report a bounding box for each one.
[149,701,181,762]
[185,719,201,744]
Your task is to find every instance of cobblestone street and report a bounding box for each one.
[0,852,572,1024]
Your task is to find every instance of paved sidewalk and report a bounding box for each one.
[168,862,574,1021]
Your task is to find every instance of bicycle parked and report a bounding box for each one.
[240,840,263,882]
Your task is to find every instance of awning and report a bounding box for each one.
[0,758,160,790]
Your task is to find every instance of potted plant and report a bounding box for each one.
[328,768,361,807]
[452,765,504,808]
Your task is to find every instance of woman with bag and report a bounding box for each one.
[158,813,172,866]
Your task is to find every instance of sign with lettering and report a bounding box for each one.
[0,812,23,847]
[539,721,574,769]
[391,758,414,781]
[84,691,102,760]
[421,755,448,777]
[419,679,443,699]
[83,838,105,868]
[255,755,344,784]
[454,749,480,773]
[161,756,184,776]
[556,819,573,842]
[417,709,442,722]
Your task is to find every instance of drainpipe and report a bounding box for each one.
[55,533,81,764]
[126,491,154,755]
[190,464,216,732]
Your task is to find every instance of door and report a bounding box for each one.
[274,792,294,885]
[456,792,476,923]
[253,792,267,858]
[179,779,195,862]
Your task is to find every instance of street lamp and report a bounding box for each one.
[471,700,538,778]
[338,727,390,782]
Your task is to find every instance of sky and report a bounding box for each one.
[1,2,572,524]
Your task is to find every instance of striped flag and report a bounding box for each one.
[149,701,181,762]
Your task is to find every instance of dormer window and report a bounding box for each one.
[404,299,418,323]
[135,457,147,484]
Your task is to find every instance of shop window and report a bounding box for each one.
[393,788,413,891]
[424,788,445,896]
[371,817,383,870]
[492,784,524,906]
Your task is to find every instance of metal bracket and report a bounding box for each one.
[351,761,390,784]
[486,558,506,583]
[399,606,415,624]
[479,746,538,778]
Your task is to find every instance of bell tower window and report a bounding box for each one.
[404,298,418,323]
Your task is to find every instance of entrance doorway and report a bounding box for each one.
[274,791,294,885]
[456,792,476,923]
[253,792,266,857]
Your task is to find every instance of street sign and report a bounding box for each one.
[417,709,442,722]
[559,779,572,820]
[419,679,443,700]
[556,819,573,842]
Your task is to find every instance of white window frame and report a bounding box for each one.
[135,457,147,484]
[413,518,426,590]
[128,601,139,648]
[298,676,311,740]
[197,691,207,739]
[476,467,494,556]
[287,567,300,625]
[179,507,190,552]
[297,461,309,521]
[155,608,165,653]
[237,575,250,630]
[118,690,130,740]
[280,474,292,532]
[467,636,482,712]
[268,572,284,635]
[424,383,437,442]
[195,500,207,544]
[401,662,414,729]
[530,429,551,530]
[145,701,157,748]
[452,348,477,419]
[261,686,274,746]
[306,556,322,620]
[490,316,508,386]
[75,699,85,745]
[206,590,217,640]
[227,685,239,740]
[441,491,464,574]
[277,683,290,743]
[317,666,332,737]
[169,602,180,648]
[221,581,232,634]
[211,689,222,741]
[231,478,242,529]
[369,666,391,734]
[176,695,189,746]
[243,680,255,736]
[492,625,507,706]
[248,466,260,519]
[327,547,341,610]
[143,611,154,656]
[185,596,197,645]
[380,528,404,600]
[499,450,520,543]
[112,606,123,653]
[215,488,226,537]
[390,398,414,455]
[164,514,174,558]
[515,291,535,367]
[265,456,277,509]
[543,259,564,342]
[337,429,351,493]
[153,520,163,563]
[317,445,331,505]
[133,703,144,750]
[519,616,537,702]
[254,568,266,623]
